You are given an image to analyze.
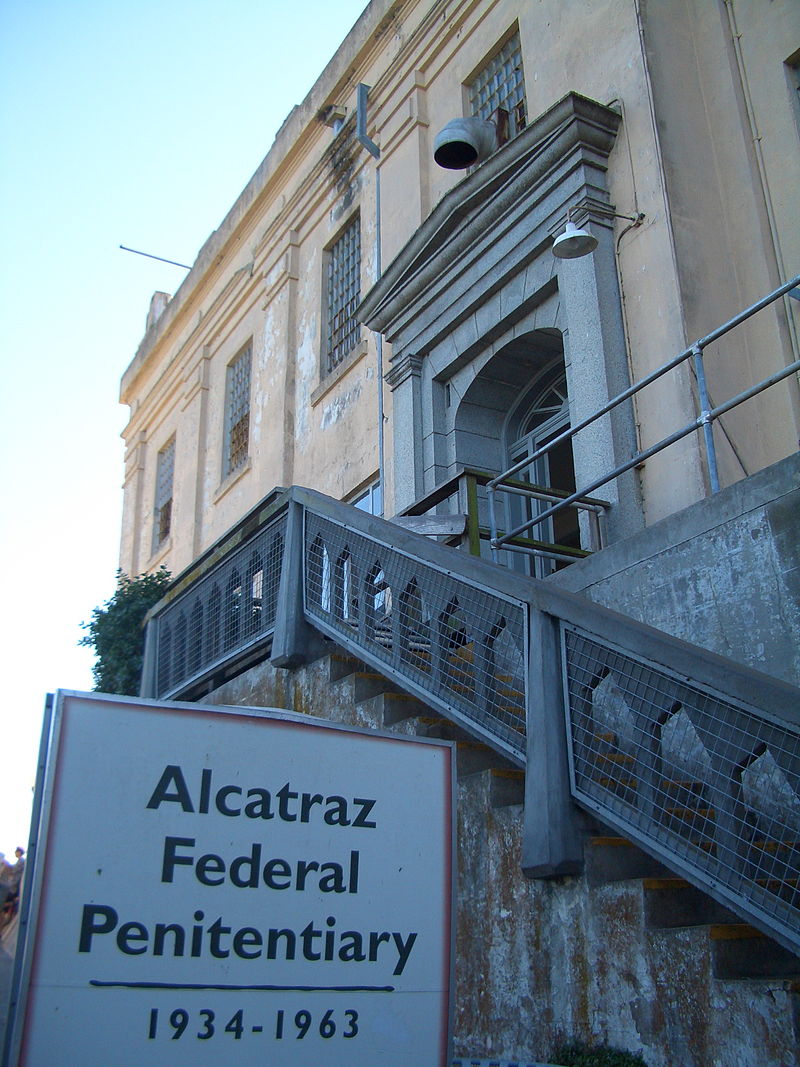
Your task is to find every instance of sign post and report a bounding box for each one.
[5,692,454,1065]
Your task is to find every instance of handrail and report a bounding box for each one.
[400,465,610,560]
[488,275,800,557]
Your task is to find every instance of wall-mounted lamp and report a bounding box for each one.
[320,104,347,135]
[433,116,498,169]
[552,208,645,259]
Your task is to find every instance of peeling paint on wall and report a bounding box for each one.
[321,381,363,429]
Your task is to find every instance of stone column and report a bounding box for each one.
[385,353,425,512]
[557,207,644,542]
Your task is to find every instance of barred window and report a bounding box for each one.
[326,215,361,374]
[469,32,526,139]
[224,344,252,478]
[152,437,175,554]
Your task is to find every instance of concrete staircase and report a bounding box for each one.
[586,836,800,982]
[327,648,799,983]
[328,649,525,800]
[208,642,800,1061]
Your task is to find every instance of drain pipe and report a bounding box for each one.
[723,0,800,366]
[357,84,385,516]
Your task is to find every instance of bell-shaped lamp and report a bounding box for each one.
[433,117,497,169]
[552,220,598,259]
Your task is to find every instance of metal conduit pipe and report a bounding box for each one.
[356,84,385,516]
[723,0,800,366]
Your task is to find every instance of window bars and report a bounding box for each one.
[224,345,252,478]
[469,32,527,139]
[326,215,361,374]
[152,438,175,554]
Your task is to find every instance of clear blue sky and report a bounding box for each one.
[0,0,369,858]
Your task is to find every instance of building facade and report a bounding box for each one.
[118,1,800,1062]
[120,0,800,580]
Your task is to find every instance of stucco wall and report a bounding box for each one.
[117,0,800,621]
[549,451,800,687]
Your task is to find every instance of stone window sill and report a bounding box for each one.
[311,339,368,407]
[214,458,252,504]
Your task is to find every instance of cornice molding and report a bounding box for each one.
[385,353,424,389]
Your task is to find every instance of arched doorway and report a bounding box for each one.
[504,357,579,576]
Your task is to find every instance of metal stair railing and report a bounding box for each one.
[558,616,800,958]
[142,506,288,701]
[297,489,530,765]
[142,484,800,955]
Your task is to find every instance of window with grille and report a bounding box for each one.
[325,215,361,375]
[223,344,252,478]
[469,32,527,140]
[152,438,175,554]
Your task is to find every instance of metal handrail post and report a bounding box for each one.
[487,483,500,563]
[692,342,721,493]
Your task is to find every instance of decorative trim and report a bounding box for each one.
[358,92,621,337]
[385,353,424,390]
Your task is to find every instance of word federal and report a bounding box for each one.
[161,837,360,894]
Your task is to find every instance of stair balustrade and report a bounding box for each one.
[141,484,800,957]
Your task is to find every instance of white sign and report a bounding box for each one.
[8,692,454,1065]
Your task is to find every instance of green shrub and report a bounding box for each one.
[552,1041,649,1067]
[80,568,171,695]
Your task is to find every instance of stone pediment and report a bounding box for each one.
[358,92,621,356]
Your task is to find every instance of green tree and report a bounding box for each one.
[80,569,171,695]
[553,1043,649,1067]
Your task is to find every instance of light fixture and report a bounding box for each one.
[433,117,497,169]
[552,221,598,259]
[552,208,645,259]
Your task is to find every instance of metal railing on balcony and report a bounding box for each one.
[488,274,800,563]
[142,483,800,957]
[395,466,609,566]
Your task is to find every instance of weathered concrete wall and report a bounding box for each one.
[206,651,799,1066]
[549,452,800,687]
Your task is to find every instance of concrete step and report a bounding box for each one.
[643,878,740,928]
[711,924,800,980]
[488,768,525,807]
[351,670,401,703]
[461,767,525,808]
[358,692,518,776]
[374,690,437,726]
[328,651,367,682]
[584,836,673,886]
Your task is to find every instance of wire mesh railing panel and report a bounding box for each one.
[562,623,800,950]
[303,510,527,759]
[153,513,287,699]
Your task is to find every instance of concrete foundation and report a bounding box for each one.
[549,453,800,687]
